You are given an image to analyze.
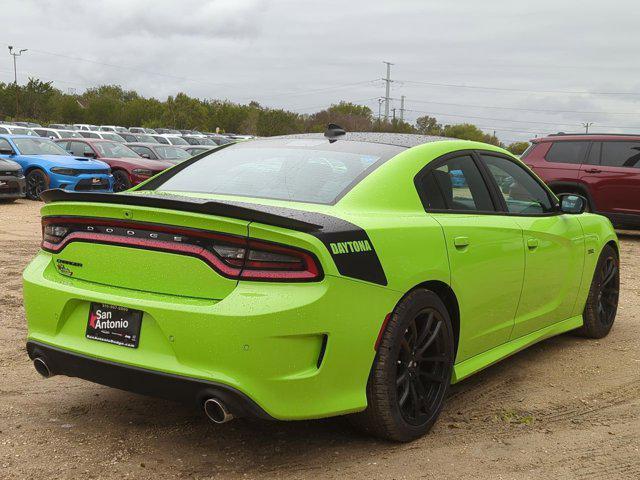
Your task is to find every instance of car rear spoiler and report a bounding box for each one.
[40,189,323,233]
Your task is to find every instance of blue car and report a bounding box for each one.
[0,135,113,199]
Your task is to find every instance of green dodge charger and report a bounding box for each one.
[23,128,619,442]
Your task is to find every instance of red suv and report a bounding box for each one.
[523,133,640,227]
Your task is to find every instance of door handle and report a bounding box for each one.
[527,238,539,250]
[583,168,602,174]
[453,236,470,249]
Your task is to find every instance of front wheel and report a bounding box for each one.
[349,289,455,442]
[26,169,49,200]
[576,244,619,338]
[112,170,132,192]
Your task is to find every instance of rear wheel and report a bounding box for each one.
[576,244,619,338]
[112,170,132,192]
[350,289,455,442]
[26,169,48,200]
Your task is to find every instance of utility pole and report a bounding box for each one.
[8,46,27,119]
[392,108,396,121]
[399,95,405,122]
[382,61,393,122]
[582,122,594,133]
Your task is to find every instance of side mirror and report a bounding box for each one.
[558,194,587,214]
[140,153,151,159]
[83,151,97,158]
[0,147,14,155]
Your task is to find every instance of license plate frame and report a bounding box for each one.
[86,302,143,348]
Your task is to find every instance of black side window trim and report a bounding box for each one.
[413,149,501,215]
[414,149,560,217]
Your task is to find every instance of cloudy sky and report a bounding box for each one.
[2,0,639,143]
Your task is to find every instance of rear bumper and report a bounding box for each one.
[23,250,400,420]
[27,340,271,419]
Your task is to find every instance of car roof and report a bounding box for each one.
[268,132,453,148]
[0,134,41,139]
[533,133,640,143]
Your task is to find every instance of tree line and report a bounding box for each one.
[0,78,530,154]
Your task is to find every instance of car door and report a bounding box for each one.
[416,153,525,362]
[579,140,640,219]
[479,152,584,338]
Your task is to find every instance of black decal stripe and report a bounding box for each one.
[40,189,388,286]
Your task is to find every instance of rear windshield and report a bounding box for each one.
[152,138,404,204]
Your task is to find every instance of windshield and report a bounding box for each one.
[14,137,71,155]
[153,139,403,204]
[11,127,38,136]
[101,133,125,142]
[60,131,83,138]
[155,146,191,160]
[167,136,189,145]
[93,141,140,158]
[136,134,158,143]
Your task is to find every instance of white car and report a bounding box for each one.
[0,124,38,136]
[33,128,84,140]
[77,131,126,142]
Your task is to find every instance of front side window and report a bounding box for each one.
[545,141,589,164]
[601,141,640,169]
[481,155,554,214]
[152,139,403,204]
[13,137,70,156]
[419,155,495,212]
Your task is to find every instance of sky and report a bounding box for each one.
[2,0,640,144]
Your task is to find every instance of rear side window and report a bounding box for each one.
[601,141,640,169]
[545,141,589,164]
[419,155,495,212]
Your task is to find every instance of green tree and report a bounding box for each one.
[415,115,442,135]
[507,141,530,155]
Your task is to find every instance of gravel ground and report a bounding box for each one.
[1,199,638,480]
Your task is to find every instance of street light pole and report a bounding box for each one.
[8,46,28,120]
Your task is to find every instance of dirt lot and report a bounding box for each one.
[1,199,638,480]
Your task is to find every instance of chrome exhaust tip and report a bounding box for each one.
[203,398,234,424]
[33,357,52,378]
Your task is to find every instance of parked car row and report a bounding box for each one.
[0,133,221,201]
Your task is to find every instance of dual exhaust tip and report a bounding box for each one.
[33,357,234,424]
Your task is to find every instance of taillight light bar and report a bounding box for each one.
[42,216,322,282]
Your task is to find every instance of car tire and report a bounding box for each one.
[576,244,619,339]
[26,169,49,200]
[349,289,455,442]
[112,170,132,192]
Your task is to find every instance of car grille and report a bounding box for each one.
[74,178,110,191]
[0,180,20,193]
[79,169,110,175]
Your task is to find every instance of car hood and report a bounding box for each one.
[100,156,173,170]
[0,158,21,171]
[20,154,110,170]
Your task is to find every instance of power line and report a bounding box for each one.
[391,97,640,116]
[398,79,640,97]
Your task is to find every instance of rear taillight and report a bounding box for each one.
[41,217,322,282]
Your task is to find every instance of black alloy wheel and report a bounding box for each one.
[349,289,455,442]
[26,170,48,200]
[577,244,619,338]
